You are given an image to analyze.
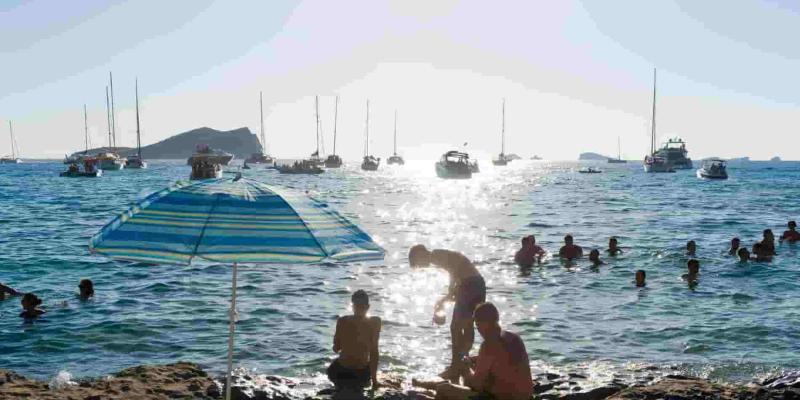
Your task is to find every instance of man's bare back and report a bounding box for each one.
[334,315,381,368]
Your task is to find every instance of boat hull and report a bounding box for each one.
[60,170,102,178]
[696,169,727,180]
[324,155,342,168]
[187,154,233,166]
[492,159,508,166]
[361,162,379,171]
[436,162,472,179]
[245,153,275,165]
[0,158,21,164]
[387,155,404,165]
[607,159,627,164]
[99,159,125,170]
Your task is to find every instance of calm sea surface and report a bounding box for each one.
[1,159,799,388]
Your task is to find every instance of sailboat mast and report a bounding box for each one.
[393,110,397,155]
[315,95,320,155]
[135,78,141,158]
[259,91,265,155]
[651,68,657,156]
[110,72,117,149]
[617,136,621,160]
[106,86,112,149]
[333,96,338,156]
[501,98,506,155]
[365,100,370,157]
[84,104,89,154]
[8,121,15,159]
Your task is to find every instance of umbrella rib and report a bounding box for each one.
[190,193,222,263]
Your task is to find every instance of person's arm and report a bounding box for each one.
[332,318,343,353]
[0,283,21,296]
[463,346,492,392]
[369,317,382,388]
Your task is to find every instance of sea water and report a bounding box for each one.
[1,160,799,387]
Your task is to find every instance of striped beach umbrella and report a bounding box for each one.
[90,177,384,399]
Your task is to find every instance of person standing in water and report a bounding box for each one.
[635,270,646,287]
[728,238,741,256]
[780,221,800,243]
[607,237,623,256]
[409,245,486,381]
[558,235,583,260]
[514,235,545,267]
[761,229,776,256]
[588,249,604,266]
[686,240,697,257]
[78,279,94,300]
[19,293,46,320]
[328,290,381,390]
[682,259,700,283]
[737,247,751,262]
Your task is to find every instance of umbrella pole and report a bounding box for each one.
[225,262,238,400]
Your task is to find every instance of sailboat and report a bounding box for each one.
[126,78,147,169]
[307,95,324,166]
[608,137,627,163]
[245,91,275,166]
[643,69,674,173]
[387,110,404,165]
[61,105,102,177]
[0,121,21,164]
[492,99,509,166]
[324,96,343,168]
[360,100,380,171]
[97,73,125,171]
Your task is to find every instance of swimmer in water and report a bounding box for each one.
[558,235,583,260]
[761,229,776,256]
[78,279,94,300]
[737,247,750,263]
[635,270,646,287]
[514,235,545,267]
[686,240,697,257]
[409,245,486,381]
[728,237,740,256]
[19,293,46,320]
[607,237,623,256]
[0,282,22,301]
[753,242,772,262]
[588,249,604,266]
[682,259,700,282]
[780,221,800,243]
[328,290,381,390]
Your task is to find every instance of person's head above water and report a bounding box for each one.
[564,235,574,245]
[687,259,700,275]
[473,302,501,339]
[351,290,370,317]
[737,247,750,262]
[731,237,740,249]
[764,229,774,241]
[408,244,432,268]
[78,279,94,300]
[21,293,42,311]
[589,249,601,263]
[609,237,618,249]
[635,270,646,287]
[686,240,697,253]
[789,221,797,230]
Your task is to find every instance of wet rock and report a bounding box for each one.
[546,373,562,381]
[763,372,800,389]
[534,382,556,394]
[607,377,756,400]
[568,373,588,379]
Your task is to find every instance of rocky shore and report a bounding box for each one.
[3,362,800,400]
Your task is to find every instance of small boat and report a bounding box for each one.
[60,157,102,177]
[245,91,276,166]
[306,95,326,167]
[492,99,509,166]
[608,137,627,163]
[189,148,224,180]
[325,96,343,168]
[696,158,728,179]
[360,100,380,171]
[277,160,324,175]
[97,152,126,170]
[0,121,21,164]
[126,79,148,169]
[578,167,603,174]
[387,110,404,165]
[436,151,473,179]
[186,145,233,166]
[643,69,675,174]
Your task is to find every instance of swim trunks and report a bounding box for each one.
[453,275,486,320]
[327,359,370,389]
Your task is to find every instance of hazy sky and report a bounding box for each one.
[2,0,799,160]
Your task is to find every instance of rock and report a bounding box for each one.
[763,371,800,389]
[559,385,626,400]
[607,377,756,400]
[534,382,556,394]
[546,373,562,381]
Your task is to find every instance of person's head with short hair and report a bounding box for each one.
[527,235,536,245]
[351,290,370,317]
[737,247,750,262]
[609,237,618,249]
[78,279,94,300]
[687,259,700,275]
[686,240,697,254]
[473,302,501,340]
[764,229,774,241]
[635,270,646,287]
[21,293,42,311]
[789,221,797,230]
[589,249,601,263]
[409,244,432,268]
[731,237,740,249]
[564,235,573,245]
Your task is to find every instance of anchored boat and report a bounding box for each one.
[245,91,275,166]
[387,110,404,165]
[608,137,627,164]
[644,69,675,173]
[324,96,343,168]
[492,99,509,166]
[436,151,473,179]
[61,157,102,177]
[277,160,324,175]
[0,121,21,164]
[126,78,148,169]
[697,158,728,180]
[360,100,380,171]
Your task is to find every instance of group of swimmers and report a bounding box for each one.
[0,279,94,319]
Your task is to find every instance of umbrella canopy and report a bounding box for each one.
[90,177,384,400]
[90,177,384,264]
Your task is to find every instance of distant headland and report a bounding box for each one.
[72,127,261,160]
[578,152,614,161]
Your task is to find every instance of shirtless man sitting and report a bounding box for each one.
[780,221,800,243]
[409,245,486,381]
[421,302,534,400]
[328,290,381,391]
[514,235,545,267]
[558,235,583,260]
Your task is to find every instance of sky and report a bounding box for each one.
[1,0,799,160]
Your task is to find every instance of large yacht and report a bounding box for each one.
[187,144,234,166]
[653,137,693,170]
[436,151,473,179]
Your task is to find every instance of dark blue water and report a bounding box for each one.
[1,160,799,388]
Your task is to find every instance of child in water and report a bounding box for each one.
[635,270,646,287]
[20,293,46,320]
[737,247,750,262]
[328,290,381,390]
[728,238,740,255]
[78,279,94,300]
[686,240,697,257]
[588,249,604,266]
[682,259,700,282]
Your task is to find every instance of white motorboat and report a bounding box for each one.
[697,158,728,180]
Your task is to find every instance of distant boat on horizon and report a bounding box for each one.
[0,121,21,164]
[361,100,380,171]
[608,136,627,163]
[324,96,343,168]
[644,68,675,173]
[308,96,324,166]
[98,75,125,171]
[492,99,509,166]
[436,150,473,179]
[245,91,275,166]
[387,109,404,166]
[126,78,148,169]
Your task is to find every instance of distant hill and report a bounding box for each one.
[74,127,261,160]
[579,152,612,161]
[770,156,782,162]
[506,153,522,161]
